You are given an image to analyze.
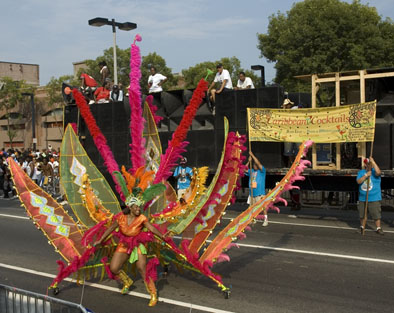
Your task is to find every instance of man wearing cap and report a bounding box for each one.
[282,98,302,211]
[173,157,193,199]
[282,98,299,165]
[357,157,383,234]
[208,63,233,105]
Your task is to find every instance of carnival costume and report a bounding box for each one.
[8,33,313,306]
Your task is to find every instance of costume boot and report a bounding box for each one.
[144,278,157,306]
[117,270,133,294]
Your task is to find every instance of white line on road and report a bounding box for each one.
[3,212,393,234]
[0,213,78,226]
[0,213,29,220]
[222,216,394,233]
[3,212,394,264]
[236,244,394,264]
[0,262,235,313]
[174,235,394,264]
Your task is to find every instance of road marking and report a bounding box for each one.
[0,213,29,220]
[2,212,394,233]
[0,263,234,313]
[174,236,394,264]
[222,216,394,234]
[235,244,394,264]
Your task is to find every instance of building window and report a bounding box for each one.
[4,142,24,148]
[1,124,25,131]
[45,122,63,128]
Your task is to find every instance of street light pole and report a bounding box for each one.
[251,65,266,87]
[111,19,118,85]
[88,17,137,86]
[22,92,36,151]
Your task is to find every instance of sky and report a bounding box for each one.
[1,0,393,86]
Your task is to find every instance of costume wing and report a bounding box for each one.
[8,157,86,263]
[153,118,246,237]
[152,166,209,233]
[187,128,246,254]
[142,100,177,216]
[199,141,313,264]
[60,124,121,228]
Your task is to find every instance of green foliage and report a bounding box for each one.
[46,75,76,107]
[182,57,261,89]
[0,77,32,110]
[0,77,34,147]
[257,0,394,90]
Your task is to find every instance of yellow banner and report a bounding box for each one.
[247,101,376,143]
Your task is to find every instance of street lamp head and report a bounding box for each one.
[88,17,109,27]
[118,22,137,31]
[251,65,264,71]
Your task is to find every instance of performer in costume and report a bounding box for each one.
[94,194,166,306]
[246,151,268,226]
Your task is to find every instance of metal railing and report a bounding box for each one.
[0,284,92,313]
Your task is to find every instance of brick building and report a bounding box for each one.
[0,61,63,151]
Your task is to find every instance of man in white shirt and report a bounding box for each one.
[148,66,167,93]
[235,72,255,90]
[208,63,233,104]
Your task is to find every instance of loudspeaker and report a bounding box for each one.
[250,141,283,168]
[63,105,79,129]
[288,93,311,108]
[215,91,236,130]
[373,123,391,170]
[161,91,184,117]
[257,86,284,108]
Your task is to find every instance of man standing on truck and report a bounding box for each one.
[173,157,193,199]
[148,66,167,94]
[246,151,268,226]
[357,157,383,235]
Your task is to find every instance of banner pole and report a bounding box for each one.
[247,109,254,204]
[361,110,376,235]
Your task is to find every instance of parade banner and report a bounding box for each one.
[247,101,376,143]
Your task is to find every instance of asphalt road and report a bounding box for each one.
[1,199,394,313]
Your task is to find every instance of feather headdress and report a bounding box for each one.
[124,165,166,207]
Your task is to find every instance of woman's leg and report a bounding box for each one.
[136,253,157,306]
[110,251,133,294]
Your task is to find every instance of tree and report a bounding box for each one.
[46,75,76,107]
[182,57,261,89]
[0,77,34,148]
[257,0,394,90]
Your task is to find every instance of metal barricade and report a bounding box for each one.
[0,284,92,313]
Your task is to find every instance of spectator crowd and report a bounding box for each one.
[0,146,62,201]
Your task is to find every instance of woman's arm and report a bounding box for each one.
[144,220,164,239]
[94,220,118,245]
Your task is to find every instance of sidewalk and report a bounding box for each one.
[227,202,394,230]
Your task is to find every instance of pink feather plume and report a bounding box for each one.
[128,34,146,174]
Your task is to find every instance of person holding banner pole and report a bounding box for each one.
[246,151,268,226]
[356,157,383,235]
